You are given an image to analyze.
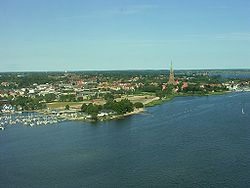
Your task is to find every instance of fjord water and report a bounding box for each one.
[1,92,250,188]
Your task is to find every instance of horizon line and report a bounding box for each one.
[0,68,250,73]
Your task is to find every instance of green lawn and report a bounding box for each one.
[47,102,86,109]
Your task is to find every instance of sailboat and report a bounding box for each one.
[242,108,245,115]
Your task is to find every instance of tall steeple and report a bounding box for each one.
[170,60,173,74]
[167,61,176,85]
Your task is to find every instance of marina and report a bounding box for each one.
[0,113,64,128]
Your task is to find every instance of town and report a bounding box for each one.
[0,67,249,126]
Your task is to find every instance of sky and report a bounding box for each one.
[0,0,250,72]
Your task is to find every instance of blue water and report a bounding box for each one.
[1,92,250,188]
[211,73,250,79]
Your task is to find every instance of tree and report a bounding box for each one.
[103,99,134,115]
[166,85,174,95]
[65,105,70,110]
[140,84,161,93]
[77,97,83,101]
[60,94,76,102]
[177,82,183,91]
[86,103,100,115]
[85,103,101,120]
[134,102,144,108]
[81,103,88,112]
[156,90,166,99]
[13,96,46,110]
[104,93,114,101]
[120,99,134,113]
[44,93,56,103]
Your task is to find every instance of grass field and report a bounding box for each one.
[47,94,159,110]
[47,102,86,109]
[118,94,158,104]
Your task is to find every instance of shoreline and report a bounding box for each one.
[145,91,231,108]
[0,91,234,126]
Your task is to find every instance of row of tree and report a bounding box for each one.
[12,96,46,110]
[182,84,228,94]
[78,99,144,120]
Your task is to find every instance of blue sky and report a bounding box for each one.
[0,0,249,71]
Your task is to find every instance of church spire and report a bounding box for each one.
[170,60,173,74]
[167,61,176,85]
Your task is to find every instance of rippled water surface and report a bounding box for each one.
[1,92,250,188]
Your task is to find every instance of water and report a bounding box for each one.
[210,73,250,79]
[1,92,250,188]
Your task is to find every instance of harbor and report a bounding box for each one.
[0,113,64,129]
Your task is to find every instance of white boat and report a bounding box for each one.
[242,108,245,114]
[0,126,5,130]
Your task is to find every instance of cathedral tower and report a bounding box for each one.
[167,61,176,85]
